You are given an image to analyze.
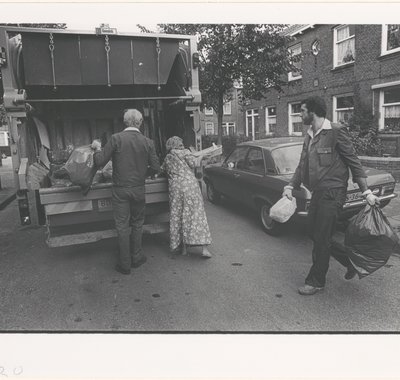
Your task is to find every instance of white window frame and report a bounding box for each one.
[205,122,215,135]
[332,94,354,125]
[288,43,302,81]
[204,107,214,116]
[265,106,277,135]
[223,101,232,115]
[288,103,303,136]
[222,122,235,136]
[333,25,355,68]
[378,87,400,131]
[246,109,259,141]
[381,24,400,56]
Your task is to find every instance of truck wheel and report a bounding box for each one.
[206,182,221,204]
[260,202,282,236]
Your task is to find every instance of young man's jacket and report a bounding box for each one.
[94,128,160,188]
[289,120,367,192]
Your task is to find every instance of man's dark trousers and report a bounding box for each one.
[305,187,353,287]
[112,185,146,271]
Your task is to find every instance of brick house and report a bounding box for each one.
[241,24,400,153]
[199,83,245,138]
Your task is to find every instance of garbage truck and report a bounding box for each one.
[0,24,202,247]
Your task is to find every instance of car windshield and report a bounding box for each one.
[271,144,303,174]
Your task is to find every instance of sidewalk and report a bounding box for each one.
[0,157,16,210]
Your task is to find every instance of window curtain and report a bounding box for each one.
[337,26,349,41]
[337,38,355,64]
[384,105,400,118]
[337,110,354,125]
[387,25,400,50]
[291,115,303,133]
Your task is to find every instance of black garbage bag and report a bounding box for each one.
[57,145,97,195]
[344,204,400,278]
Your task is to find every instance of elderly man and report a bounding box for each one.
[92,109,160,275]
[283,96,379,295]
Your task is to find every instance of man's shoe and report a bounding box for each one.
[131,256,147,268]
[115,264,131,275]
[344,266,357,280]
[298,284,324,296]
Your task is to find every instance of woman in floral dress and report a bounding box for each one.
[161,136,212,258]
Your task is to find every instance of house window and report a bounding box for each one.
[333,95,354,126]
[205,122,215,135]
[288,43,302,81]
[288,103,303,136]
[265,106,277,134]
[379,87,400,132]
[204,107,214,116]
[333,25,355,67]
[381,24,400,55]
[222,122,235,136]
[223,101,232,115]
[246,109,259,140]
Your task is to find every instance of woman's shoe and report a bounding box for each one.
[201,247,212,258]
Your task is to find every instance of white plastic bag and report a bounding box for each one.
[269,196,297,223]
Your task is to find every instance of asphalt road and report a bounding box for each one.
[1,192,400,332]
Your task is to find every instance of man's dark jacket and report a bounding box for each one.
[289,123,367,192]
[93,129,160,187]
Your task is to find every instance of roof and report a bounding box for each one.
[282,24,315,37]
[238,137,304,150]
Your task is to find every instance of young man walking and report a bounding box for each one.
[92,109,160,275]
[283,96,379,295]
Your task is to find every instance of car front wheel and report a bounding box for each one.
[206,181,221,204]
[260,202,282,236]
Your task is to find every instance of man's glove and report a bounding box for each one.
[363,189,380,206]
[282,185,293,200]
[91,139,102,151]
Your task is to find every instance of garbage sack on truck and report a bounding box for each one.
[344,204,400,278]
[269,196,297,223]
[55,145,97,195]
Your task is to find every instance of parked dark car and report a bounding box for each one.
[203,137,397,235]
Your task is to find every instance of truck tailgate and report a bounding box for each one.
[39,177,169,247]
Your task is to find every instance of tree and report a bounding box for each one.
[158,24,298,143]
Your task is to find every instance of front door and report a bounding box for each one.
[215,146,249,202]
[239,147,266,208]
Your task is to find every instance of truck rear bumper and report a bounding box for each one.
[46,223,169,248]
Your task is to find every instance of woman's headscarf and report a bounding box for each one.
[166,136,184,152]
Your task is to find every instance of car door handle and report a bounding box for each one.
[233,173,240,179]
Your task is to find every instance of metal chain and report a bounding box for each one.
[156,37,161,91]
[49,33,56,90]
[105,35,111,87]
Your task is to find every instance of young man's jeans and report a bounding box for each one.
[112,185,146,271]
[305,187,352,287]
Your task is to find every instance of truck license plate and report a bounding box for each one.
[98,198,112,212]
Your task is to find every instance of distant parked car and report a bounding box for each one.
[203,137,397,235]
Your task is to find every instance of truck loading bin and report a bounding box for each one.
[0,26,202,247]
